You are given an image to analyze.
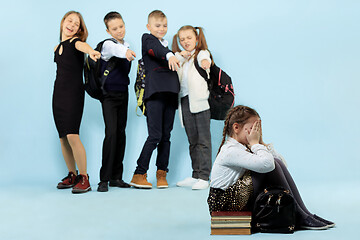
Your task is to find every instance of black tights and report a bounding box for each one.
[251,159,312,221]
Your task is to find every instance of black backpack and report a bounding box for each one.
[194,57,235,120]
[84,39,117,100]
[252,187,296,233]
[134,58,146,116]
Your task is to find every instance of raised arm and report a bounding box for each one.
[102,40,136,62]
[142,34,171,59]
[142,34,179,71]
[197,50,211,70]
[75,41,101,61]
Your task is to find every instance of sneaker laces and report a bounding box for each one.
[74,174,83,185]
[79,174,89,185]
[61,172,74,181]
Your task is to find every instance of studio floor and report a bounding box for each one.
[0,180,357,240]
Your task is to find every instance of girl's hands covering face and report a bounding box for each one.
[246,120,262,146]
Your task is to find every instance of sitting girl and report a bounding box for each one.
[208,105,334,230]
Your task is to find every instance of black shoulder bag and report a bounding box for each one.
[252,186,296,233]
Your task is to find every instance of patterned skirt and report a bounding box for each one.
[207,171,254,214]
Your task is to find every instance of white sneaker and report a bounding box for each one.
[176,177,198,187]
[192,179,209,190]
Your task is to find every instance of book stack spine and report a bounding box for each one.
[210,211,252,235]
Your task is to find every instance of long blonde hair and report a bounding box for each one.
[59,11,88,42]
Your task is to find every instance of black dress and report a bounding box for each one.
[53,38,85,138]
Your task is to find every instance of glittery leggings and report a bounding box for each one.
[251,158,312,220]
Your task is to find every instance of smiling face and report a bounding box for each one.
[147,17,167,40]
[61,13,80,40]
[178,29,197,52]
[106,18,125,43]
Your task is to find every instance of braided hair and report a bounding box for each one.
[217,105,260,154]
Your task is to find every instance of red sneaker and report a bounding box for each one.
[72,174,91,194]
[57,171,77,189]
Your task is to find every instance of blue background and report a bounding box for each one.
[1,0,358,184]
[0,1,359,239]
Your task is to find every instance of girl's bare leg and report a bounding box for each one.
[60,137,76,174]
[66,134,87,178]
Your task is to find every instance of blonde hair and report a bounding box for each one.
[59,11,88,42]
[172,25,213,65]
[148,10,166,22]
[217,105,260,154]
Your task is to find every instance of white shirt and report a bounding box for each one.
[101,39,129,61]
[159,38,174,61]
[210,137,276,190]
[179,50,195,97]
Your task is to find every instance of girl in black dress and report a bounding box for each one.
[53,11,100,193]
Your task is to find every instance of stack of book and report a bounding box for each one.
[210,211,252,235]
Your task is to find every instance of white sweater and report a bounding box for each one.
[175,50,211,121]
[210,137,286,190]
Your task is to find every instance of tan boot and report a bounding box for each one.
[130,173,152,189]
[156,170,168,189]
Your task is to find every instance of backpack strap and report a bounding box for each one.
[99,59,116,94]
[106,38,118,44]
[194,58,213,90]
[194,58,209,81]
[98,38,119,94]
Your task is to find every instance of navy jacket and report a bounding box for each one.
[142,33,179,100]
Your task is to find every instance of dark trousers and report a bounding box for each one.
[181,96,212,180]
[251,158,312,221]
[100,91,128,182]
[135,93,177,174]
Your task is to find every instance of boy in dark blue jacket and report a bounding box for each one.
[130,10,180,189]
[97,12,136,192]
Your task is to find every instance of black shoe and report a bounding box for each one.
[97,181,108,192]
[313,214,335,228]
[109,179,130,188]
[300,216,329,230]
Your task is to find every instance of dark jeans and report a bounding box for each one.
[100,91,128,182]
[251,158,312,221]
[135,93,177,174]
[181,96,212,180]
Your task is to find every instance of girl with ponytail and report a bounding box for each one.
[208,105,335,231]
[172,26,212,190]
